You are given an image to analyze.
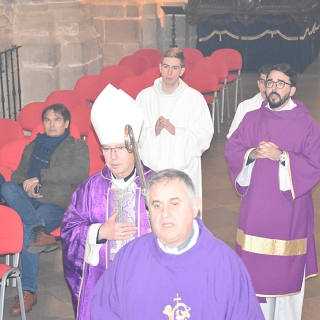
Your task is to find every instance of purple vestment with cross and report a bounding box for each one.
[61,164,152,320]
[91,218,264,319]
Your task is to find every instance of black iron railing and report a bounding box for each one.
[0,45,22,120]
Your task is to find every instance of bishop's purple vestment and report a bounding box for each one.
[90,217,264,320]
[225,100,320,299]
[61,164,152,320]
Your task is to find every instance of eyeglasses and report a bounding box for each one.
[100,146,127,154]
[265,80,292,89]
[258,79,266,85]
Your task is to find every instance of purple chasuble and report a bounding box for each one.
[61,164,153,320]
[90,217,264,320]
[225,100,320,298]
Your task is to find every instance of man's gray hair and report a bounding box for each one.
[146,169,195,204]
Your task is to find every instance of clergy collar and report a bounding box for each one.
[157,219,199,255]
[111,167,136,189]
[112,167,135,183]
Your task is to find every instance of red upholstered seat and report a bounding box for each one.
[119,55,152,76]
[74,75,112,104]
[211,49,243,113]
[183,68,221,133]
[50,227,61,238]
[182,48,203,70]
[0,206,26,320]
[17,102,47,133]
[195,56,229,124]
[45,90,87,111]
[0,118,24,150]
[141,67,161,82]
[0,139,30,171]
[100,65,135,87]
[70,104,93,138]
[0,164,13,181]
[118,76,153,99]
[134,48,162,67]
[86,142,105,176]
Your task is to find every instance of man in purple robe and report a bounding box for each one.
[91,169,264,319]
[61,85,152,320]
[225,63,320,319]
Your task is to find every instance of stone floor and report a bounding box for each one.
[2,57,320,319]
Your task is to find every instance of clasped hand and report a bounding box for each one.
[251,141,282,161]
[155,116,175,136]
[23,177,42,198]
[98,210,138,241]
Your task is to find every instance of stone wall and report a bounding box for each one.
[0,0,196,107]
[0,0,103,106]
[78,0,197,66]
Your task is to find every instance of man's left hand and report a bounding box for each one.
[162,117,175,135]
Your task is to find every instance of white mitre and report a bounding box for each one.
[91,84,144,145]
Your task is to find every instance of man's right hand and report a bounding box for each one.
[98,210,138,241]
[23,178,42,198]
[155,116,165,135]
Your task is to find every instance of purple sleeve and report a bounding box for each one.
[60,177,98,309]
[283,119,320,200]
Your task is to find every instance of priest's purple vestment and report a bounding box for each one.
[61,164,152,320]
[90,217,264,319]
[225,100,320,299]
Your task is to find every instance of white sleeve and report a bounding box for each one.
[84,223,103,266]
[279,152,290,191]
[236,148,256,186]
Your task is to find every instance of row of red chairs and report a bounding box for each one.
[0,47,243,179]
[111,47,243,132]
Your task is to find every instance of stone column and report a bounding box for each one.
[11,0,103,105]
[140,0,158,49]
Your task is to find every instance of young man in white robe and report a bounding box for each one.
[136,48,214,205]
[227,63,272,138]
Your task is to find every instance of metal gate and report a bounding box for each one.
[0,45,22,120]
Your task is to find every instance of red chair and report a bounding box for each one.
[70,104,93,139]
[119,55,152,76]
[17,102,47,134]
[50,227,61,239]
[86,128,100,146]
[0,139,29,171]
[30,122,81,140]
[118,76,153,99]
[0,164,13,181]
[0,206,26,320]
[45,90,87,111]
[183,69,221,133]
[182,48,203,70]
[195,56,229,124]
[74,75,111,104]
[0,119,25,150]
[134,48,162,67]
[211,49,243,112]
[100,65,135,87]
[141,67,161,82]
[87,142,105,176]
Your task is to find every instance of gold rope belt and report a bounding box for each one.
[237,228,307,256]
